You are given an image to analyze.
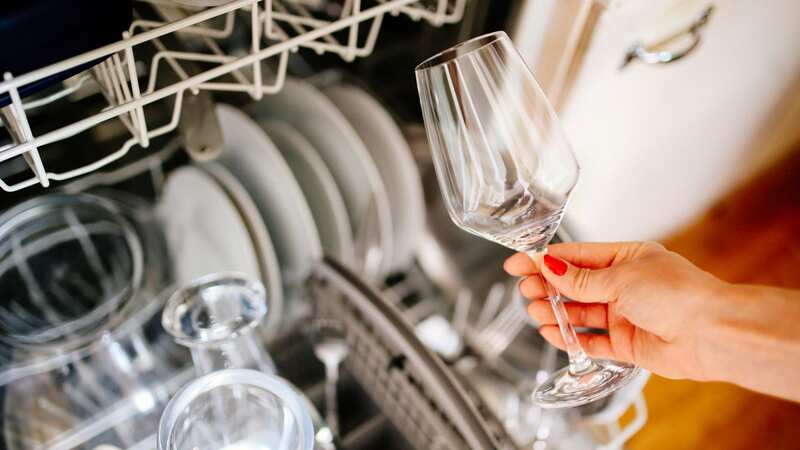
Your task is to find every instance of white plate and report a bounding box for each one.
[215,104,322,291]
[261,119,355,266]
[202,162,284,339]
[325,84,426,271]
[159,166,261,287]
[249,78,394,277]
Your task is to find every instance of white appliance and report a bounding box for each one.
[515,0,800,241]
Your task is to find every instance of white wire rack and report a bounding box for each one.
[0,0,465,193]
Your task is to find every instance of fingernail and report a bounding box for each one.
[543,254,568,276]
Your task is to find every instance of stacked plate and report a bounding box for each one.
[158,77,426,336]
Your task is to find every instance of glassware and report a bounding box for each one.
[415,31,639,408]
[163,273,334,449]
[0,192,177,450]
[0,194,144,357]
[162,272,277,376]
[157,368,315,450]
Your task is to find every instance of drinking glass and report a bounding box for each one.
[415,31,639,408]
[0,192,176,449]
[162,272,277,376]
[163,273,335,449]
[158,368,315,450]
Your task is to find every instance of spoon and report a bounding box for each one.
[311,321,349,437]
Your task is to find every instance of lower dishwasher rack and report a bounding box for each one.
[310,256,515,450]
[0,257,512,450]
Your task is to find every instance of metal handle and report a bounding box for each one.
[621,5,714,69]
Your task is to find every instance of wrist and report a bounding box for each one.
[693,280,740,382]
[700,282,800,400]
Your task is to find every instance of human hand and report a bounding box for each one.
[504,242,729,381]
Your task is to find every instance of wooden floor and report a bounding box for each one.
[627,149,800,450]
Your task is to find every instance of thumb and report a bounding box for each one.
[533,253,619,303]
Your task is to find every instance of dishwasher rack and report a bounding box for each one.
[311,256,515,450]
[0,201,647,450]
[0,254,508,450]
[0,0,466,193]
[0,2,653,448]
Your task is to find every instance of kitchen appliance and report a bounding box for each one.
[516,0,800,241]
[0,1,651,449]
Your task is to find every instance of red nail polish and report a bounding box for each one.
[543,254,568,276]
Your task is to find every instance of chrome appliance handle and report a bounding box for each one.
[621,5,714,69]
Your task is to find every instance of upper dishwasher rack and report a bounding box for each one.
[0,0,465,193]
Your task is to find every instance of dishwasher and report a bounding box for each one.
[0,1,649,449]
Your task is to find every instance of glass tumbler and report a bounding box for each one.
[158,368,315,450]
[163,273,335,449]
[162,272,276,376]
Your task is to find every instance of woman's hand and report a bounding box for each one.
[505,242,731,381]
[504,241,800,402]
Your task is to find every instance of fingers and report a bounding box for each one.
[504,252,538,276]
[519,276,546,299]
[513,255,620,303]
[546,242,629,269]
[504,241,659,277]
[538,325,617,361]
[527,299,608,329]
[506,241,659,303]
[539,254,619,303]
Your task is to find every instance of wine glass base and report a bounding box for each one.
[534,360,640,409]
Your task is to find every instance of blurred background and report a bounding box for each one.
[309,4,800,445]
[513,1,800,447]
[0,0,798,449]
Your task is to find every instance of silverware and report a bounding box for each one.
[311,320,349,438]
[472,286,528,362]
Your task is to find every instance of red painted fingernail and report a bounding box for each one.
[543,254,568,276]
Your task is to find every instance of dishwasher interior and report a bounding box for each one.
[0,1,649,449]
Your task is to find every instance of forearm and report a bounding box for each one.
[702,283,800,402]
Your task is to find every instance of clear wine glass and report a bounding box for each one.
[415,31,639,408]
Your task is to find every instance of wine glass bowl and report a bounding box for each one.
[416,31,638,408]
[416,31,579,254]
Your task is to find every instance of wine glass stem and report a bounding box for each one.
[527,250,593,375]
[545,278,593,374]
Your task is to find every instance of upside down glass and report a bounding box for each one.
[161,272,277,376]
[158,368,315,450]
[415,31,639,408]
[162,273,334,449]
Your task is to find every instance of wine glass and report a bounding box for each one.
[415,31,639,408]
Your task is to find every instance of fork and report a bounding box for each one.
[474,299,528,361]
